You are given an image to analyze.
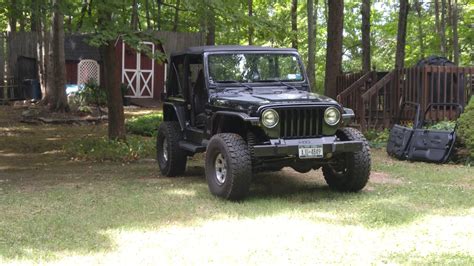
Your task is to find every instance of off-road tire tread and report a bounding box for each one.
[322,127,371,192]
[157,122,187,177]
[205,133,252,200]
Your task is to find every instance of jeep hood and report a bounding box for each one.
[210,89,339,112]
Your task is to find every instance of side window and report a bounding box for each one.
[186,55,204,91]
[168,56,185,98]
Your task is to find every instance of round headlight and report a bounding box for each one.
[324,107,341,126]
[261,109,279,128]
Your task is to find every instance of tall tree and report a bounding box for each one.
[97,0,126,140]
[156,0,162,30]
[439,0,447,56]
[34,0,49,99]
[306,0,318,89]
[206,5,216,45]
[324,0,343,98]
[8,0,18,33]
[145,0,152,30]
[361,0,371,72]
[44,0,68,112]
[395,0,409,69]
[173,0,181,32]
[414,0,425,59]
[291,0,298,49]
[131,0,139,31]
[248,0,253,45]
[452,0,459,65]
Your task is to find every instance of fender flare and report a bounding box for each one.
[163,102,187,130]
[211,111,259,134]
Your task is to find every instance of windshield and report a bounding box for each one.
[208,53,304,84]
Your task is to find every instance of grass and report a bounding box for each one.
[1,105,473,265]
[125,111,163,136]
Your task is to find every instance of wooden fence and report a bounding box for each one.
[335,72,364,96]
[337,66,474,131]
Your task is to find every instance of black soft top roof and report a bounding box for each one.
[171,45,298,57]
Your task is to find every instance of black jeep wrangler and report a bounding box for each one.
[157,46,370,200]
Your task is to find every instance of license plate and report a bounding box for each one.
[298,145,323,159]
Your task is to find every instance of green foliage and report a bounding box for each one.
[125,112,163,136]
[457,97,474,163]
[425,120,456,131]
[365,128,390,148]
[66,136,155,162]
[76,79,107,106]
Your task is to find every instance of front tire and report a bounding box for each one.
[205,133,252,201]
[322,127,371,192]
[157,122,187,177]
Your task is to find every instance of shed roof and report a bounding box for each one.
[64,35,101,61]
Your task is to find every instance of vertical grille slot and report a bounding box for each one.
[277,108,322,138]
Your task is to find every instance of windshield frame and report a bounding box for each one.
[203,51,309,88]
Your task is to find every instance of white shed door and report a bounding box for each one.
[122,42,155,98]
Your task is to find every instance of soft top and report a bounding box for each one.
[171,45,297,57]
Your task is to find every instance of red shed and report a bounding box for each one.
[64,34,165,101]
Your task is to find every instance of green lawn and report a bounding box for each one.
[0,106,473,265]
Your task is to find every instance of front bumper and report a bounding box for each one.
[253,136,363,158]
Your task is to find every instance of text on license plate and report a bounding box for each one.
[298,145,323,159]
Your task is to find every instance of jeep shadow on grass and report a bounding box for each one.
[157,46,371,200]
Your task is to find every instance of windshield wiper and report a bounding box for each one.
[259,79,298,90]
[215,80,253,92]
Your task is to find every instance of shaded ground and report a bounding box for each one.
[0,105,473,265]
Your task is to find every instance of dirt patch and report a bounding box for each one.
[369,172,403,185]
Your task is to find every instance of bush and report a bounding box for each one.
[76,79,107,106]
[126,112,163,136]
[457,97,474,164]
[66,136,155,162]
[364,128,390,148]
[425,120,456,131]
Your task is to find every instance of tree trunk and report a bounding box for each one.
[98,2,126,141]
[172,0,180,32]
[145,0,152,30]
[36,13,46,99]
[414,0,425,59]
[131,0,139,31]
[452,0,459,65]
[447,0,452,59]
[307,0,318,90]
[45,0,68,112]
[248,0,253,45]
[206,7,216,45]
[30,0,39,32]
[324,0,343,98]
[440,0,447,56]
[361,0,371,72]
[101,41,125,140]
[395,0,409,69]
[434,0,440,35]
[9,0,18,33]
[156,0,162,30]
[39,11,50,99]
[291,0,298,49]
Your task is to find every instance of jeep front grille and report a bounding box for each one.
[277,108,323,138]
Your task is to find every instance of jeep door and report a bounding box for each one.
[406,103,463,163]
[386,102,421,159]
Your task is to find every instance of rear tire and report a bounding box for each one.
[205,133,252,201]
[322,127,371,192]
[157,122,187,177]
